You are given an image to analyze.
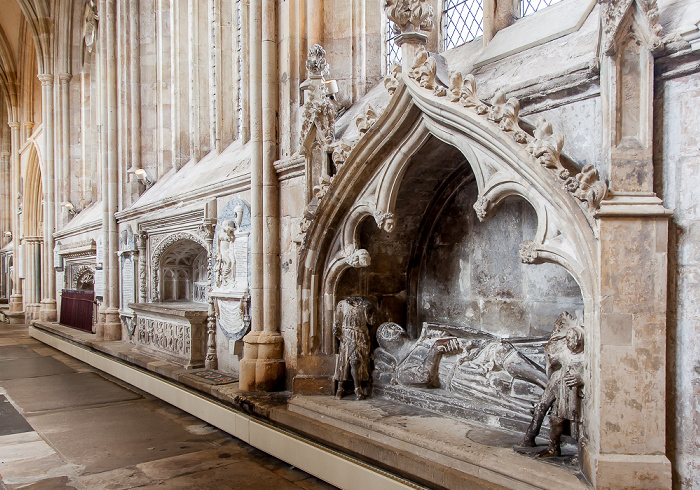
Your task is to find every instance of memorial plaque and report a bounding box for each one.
[234,232,249,288]
[94,268,104,298]
[122,256,135,309]
[96,236,104,267]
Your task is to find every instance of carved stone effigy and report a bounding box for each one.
[373,322,551,429]
[517,311,585,458]
[333,296,375,400]
[131,302,208,369]
[210,200,251,356]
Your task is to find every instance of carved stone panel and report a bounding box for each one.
[131,302,208,369]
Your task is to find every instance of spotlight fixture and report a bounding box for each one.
[134,168,155,189]
[62,201,77,216]
[3,231,11,240]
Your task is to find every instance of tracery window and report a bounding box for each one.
[386,17,402,71]
[519,0,563,17]
[443,0,484,50]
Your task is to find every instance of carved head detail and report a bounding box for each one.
[566,326,585,354]
[377,322,410,353]
[220,220,236,239]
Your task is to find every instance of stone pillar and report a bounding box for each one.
[259,0,284,390]
[58,73,72,227]
[585,3,672,487]
[37,73,57,323]
[104,0,122,340]
[23,237,42,320]
[136,231,147,303]
[240,0,285,392]
[385,0,433,74]
[201,206,217,370]
[8,121,23,319]
[482,0,515,45]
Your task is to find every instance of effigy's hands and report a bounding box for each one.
[435,337,461,355]
[564,372,583,387]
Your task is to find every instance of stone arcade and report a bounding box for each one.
[0,0,698,488]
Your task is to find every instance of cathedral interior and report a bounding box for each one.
[0,0,699,488]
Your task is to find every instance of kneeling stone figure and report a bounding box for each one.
[519,311,585,457]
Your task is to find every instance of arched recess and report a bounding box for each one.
[150,232,209,302]
[297,77,599,374]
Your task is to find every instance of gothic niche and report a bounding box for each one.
[159,240,208,303]
[335,136,584,436]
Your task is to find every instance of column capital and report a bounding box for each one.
[37,73,54,86]
[58,73,73,84]
[8,121,21,130]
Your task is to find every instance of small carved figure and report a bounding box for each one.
[518,312,585,457]
[333,296,375,400]
[215,220,237,288]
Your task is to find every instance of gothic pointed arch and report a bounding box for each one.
[298,71,605,357]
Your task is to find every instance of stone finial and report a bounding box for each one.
[306,44,329,78]
[385,0,434,34]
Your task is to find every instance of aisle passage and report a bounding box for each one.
[0,324,335,490]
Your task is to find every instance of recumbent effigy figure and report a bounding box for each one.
[373,322,548,400]
[518,311,585,457]
[333,296,375,400]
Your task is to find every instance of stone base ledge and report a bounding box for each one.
[30,320,589,489]
[272,395,589,490]
[592,453,671,489]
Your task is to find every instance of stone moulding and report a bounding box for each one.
[600,0,663,56]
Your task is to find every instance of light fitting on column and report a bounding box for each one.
[134,168,155,189]
[3,231,11,241]
[62,201,77,217]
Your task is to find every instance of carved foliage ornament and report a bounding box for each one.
[398,46,609,216]
[384,0,434,34]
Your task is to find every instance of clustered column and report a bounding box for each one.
[239,0,284,391]
[37,73,57,322]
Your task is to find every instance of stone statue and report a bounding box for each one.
[215,220,237,288]
[374,322,548,397]
[517,312,585,457]
[333,296,375,400]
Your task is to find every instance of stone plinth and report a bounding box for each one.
[130,302,208,369]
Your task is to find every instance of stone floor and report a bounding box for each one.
[0,323,336,490]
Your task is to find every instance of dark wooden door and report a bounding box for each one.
[60,290,94,333]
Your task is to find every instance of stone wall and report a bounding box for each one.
[418,182,584,339]
[657,70,700,488]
